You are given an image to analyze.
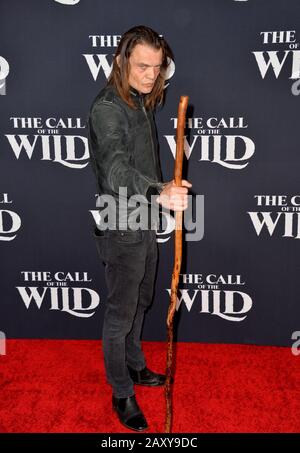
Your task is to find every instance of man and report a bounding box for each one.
[87,25,191,431]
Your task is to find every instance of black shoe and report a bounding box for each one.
[112,395,148,432]
[128,366,166,386]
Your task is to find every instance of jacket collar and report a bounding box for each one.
[129,85,144,98]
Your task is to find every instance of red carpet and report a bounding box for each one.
[0,340,299,433]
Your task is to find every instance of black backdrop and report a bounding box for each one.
[1,0,300,346]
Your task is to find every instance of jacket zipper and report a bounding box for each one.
[140,97,158,176]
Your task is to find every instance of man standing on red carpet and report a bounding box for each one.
[87,25,191,432]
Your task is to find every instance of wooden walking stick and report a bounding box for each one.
[165,95,189,433]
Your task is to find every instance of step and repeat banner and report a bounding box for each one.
[1,0,300,346]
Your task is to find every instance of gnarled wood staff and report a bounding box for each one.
[165,95,189,433]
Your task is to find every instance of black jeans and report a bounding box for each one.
[93,227,158,398]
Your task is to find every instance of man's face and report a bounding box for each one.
[127,43,163,95]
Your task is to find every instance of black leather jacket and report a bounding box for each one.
[87,84,165,229]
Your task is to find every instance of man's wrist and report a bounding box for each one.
[156,182,168,194]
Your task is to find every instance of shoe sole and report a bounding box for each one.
[112,406,149,432]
